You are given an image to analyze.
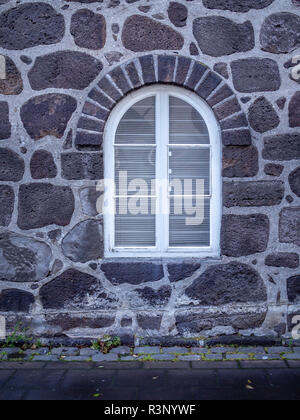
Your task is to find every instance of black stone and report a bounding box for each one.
[137,314,162,330]
[167,263,201,283]
[222,130,251,146]
[0,57,23,95]
[264,163,284,177]
[223,146,259,178]
[265,253,299,268]
[262,134,300,161]
[61,152,103,180]
[0,289,34,313]
[0,185,14,227]
[168,2,188,27]
[223,181,284,207]
[213,62,229,79]
[0,148,24,182]
[0,102,10,140]
[248,97,279,133]
[202,0,274,13]
[101,263,164,285]
[287,276,300,304]
[279,207,300,247]
[289,167,300,197]
[289,92,300,128]
[30,150,57,179]
[135,286,172,307]
[71,9,106,50]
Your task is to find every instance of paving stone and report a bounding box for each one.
[79,348,95,357]
[178,355,202,361]
[163,347,190,354]
[267,347,292,354]
[202,0,274,12]
[238,347,266,354]
[284,353,300,360]
[226,354,251,360]
[92,353,119,362]
[120,356,141,361]
[110,347,131,356]
[134,347,161,354]
[62,356,91,362]
[204,354,223,361]
[32,355,59,362]
[211,347,235,354]
[150,354,175,361]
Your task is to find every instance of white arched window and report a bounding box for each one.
[104,85,221,258]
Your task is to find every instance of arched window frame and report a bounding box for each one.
[104,84,222,258]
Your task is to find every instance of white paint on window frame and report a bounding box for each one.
[104,85,222,258]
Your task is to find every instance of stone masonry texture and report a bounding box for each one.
[0,0,299,342]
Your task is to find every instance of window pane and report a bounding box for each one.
[169,197,210,247]
[115,146,156,196]
[169,96,209,144]
[115,97,156,144]
[115,197,156,247]
[169,147,210,196]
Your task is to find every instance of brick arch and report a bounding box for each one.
[75,54,252,152]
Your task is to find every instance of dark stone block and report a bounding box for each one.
[189,42,199,56]
[221,214,269,257]
[30,150,57,179]
[62,220,104,263]
[46,313,115,332]
[223,181,284,207]
[88,88,114,110]
[18,183,74,230]
[82,102,109,122]
[0,102,10,140]
[77,117,104,133]
[222,130,251,146]
[276,97,287,110]
[139,55,156,85]
[193,16,254,57]
[157,55,176,83]
[289,92,300,128]
[287,276,300,304]
[289,167,300,197]
[213,62,229,79]
[264,163,284,177]
[185,262,267,304]
[98,77,122,102]
[279,207,300,246]
[223,146,258,178]
[202,0,274,13]
[29,51,102,90]
[0,3,65,50]
[248,97,279,133]
[0,289,34,313]
[61,152,103,180]
[0,148,24,182]
[262,134,300,161]
[196,71,222,99]
[101,262,164,285]
[175,56,191,85]
[80,187,103,217]
[137,314,162,330]
[207,84,233,108]
[109,67,131,94]
[71,9,106,50]
[220,113,248,130]
[135,286,172,307]
[185,62,207,89]
[260,13,300,54]
[0,185,14,227]
[125,61,143,89]
[214,98,241,121]
[122,15,184,52]
[167,263,201,283]
[21,94,77,140]
[75,132,103,148]
[265,253,299,268]
[0,231,52,282]
[231,58,280,93]
[0,57,23,96]
[168,2,188,27]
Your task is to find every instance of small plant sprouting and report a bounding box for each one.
[3,323,33,349]
[91,335,121,354]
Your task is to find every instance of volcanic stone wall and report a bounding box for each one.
[0,0,299,340]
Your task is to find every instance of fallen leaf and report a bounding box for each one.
[246,385,254,390]
[152,376,159,380]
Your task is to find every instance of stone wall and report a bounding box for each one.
[0,0,299,341]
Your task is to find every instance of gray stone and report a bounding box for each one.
[62,219,104,263]
[134,347,161,354]
[248,97,279,133]
[260,13,300,54]
[226,354,250,360]
[168,2,188,27]
[92,353,119,362]
[102,263,164,286]
[202,0,274,13]
[223,146,259,178]
[264,164,284,177]
[0,186,14,227]
[221,214,269,257]
[0,148,24,182]
[221,130,252,146]
[0,231,52,282]
[163,347,190,354]
[61,153,103,180]
[149,354,174,361]
[21,94,77,140]
[289,92,300,128]
[213,63,229,79]
[178,355,202,361]
[262,134,300,161]
[185,263,267,305]
[134,286,172,307]
[265,253,299,268]
[109,346,131,355]
[193,16,254,57]
[289,167,300,197]
[0,3,65,50]
[29,51,102,90]
[287,276,300,304]
[30,150,57,179]
[223,181,284,207]
[137,314,162,330]
[0,57,23,95]
[80,187,103,217]
[231,58,280,93]
[0,289,34,313]
[18,183,75,230]
[71,9,106,50]
[279,207,300,247]
[205,354,223,360]
[122,15,184,52]
[167,263,201,283]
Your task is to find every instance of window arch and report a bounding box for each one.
[104,85,221,258]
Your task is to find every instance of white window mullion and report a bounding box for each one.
[155,91,163,252]
[160,90,170,252]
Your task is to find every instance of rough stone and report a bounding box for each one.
[221,214,270,257]
[248,97,280,133]
[46,313,115,331]
[260,13,300,54]
[0,186,14,227]
[223,146,259,178]
[289,92,300,128]
[122,15,184,52]
[262,134,300,161]
[264,163,284,177]
[137,314,162,330]
[0,148,24,182]
[279,208,300,247]
[0,289,34,313]
[185,263,267,305]
[231,58,280,92]
[0,3,65,50]
[61,152,103,180]
[40,269,117,310]
[134,286,172,307]
[62,220,104,263]
[193,16,254,57]
[167,263,201,283]
[202,0,274,13]
[30,150,57,180]
[168,2,188,27]
[221,130,251,146]
[213,63,229,79]
[189,42,199,56]
[289,167,300,197]
[21,94,77,140]
[223,181,284,207]
[0,231,52,283]
[18,183,74,230]
[101,263,164,286]
[0,102,10,140]
[0,57,23,95]
[28,51,102,90]
[71,9,106,50]
[287,276,300,304]
[80,187,103,217]
[265,253,299,268]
